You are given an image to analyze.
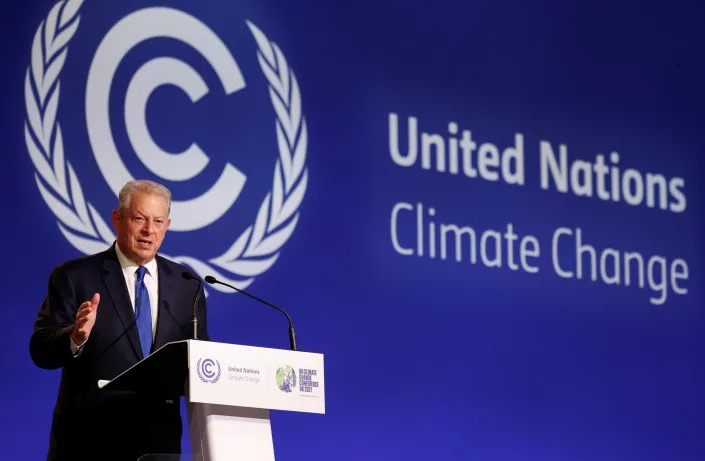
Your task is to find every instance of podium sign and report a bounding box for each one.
[188,341,325,414]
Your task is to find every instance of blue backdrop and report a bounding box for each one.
[1,0,704,459]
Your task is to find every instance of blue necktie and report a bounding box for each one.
[135,266,153,358]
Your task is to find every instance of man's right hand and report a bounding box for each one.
[71,293,100,346]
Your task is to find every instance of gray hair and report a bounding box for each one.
[117,180,172,215]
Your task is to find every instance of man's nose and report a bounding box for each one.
[142,219,154,233]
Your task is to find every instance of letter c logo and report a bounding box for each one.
[86,7,246,231]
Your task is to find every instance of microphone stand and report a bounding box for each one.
[181,272,203,340]
[205,276,298,351]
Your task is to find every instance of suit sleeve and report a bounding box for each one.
[30,264,79,369]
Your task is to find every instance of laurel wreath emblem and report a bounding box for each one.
[24,0,308,291]
[196,358,222,384]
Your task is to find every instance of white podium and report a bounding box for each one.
[99,340,325,461]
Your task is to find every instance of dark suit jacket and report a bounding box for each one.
[30,245,209,461]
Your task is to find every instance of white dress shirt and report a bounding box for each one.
[114,243,159,339]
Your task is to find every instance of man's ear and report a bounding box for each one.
[111,210,120,231]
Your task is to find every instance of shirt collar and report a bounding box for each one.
[114,242,158,277]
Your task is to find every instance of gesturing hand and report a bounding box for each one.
[71,293,100,346]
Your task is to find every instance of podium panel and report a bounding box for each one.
[188,341,325,414]
[188,404,275,461]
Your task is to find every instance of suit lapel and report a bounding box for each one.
[101,246,143,361]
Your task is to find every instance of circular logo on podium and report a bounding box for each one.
[275,364,296,393]
[197,358,222,384]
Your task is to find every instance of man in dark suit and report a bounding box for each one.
[30,179,209,461]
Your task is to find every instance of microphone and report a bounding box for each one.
[181,271,203,340]
[204,275,298,351]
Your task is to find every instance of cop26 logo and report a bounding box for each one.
[275,365,296,393]
[24,0,308,289]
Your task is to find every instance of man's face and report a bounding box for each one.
[112,192,171,266]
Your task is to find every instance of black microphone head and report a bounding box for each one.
[204,275,217,284]
[182,271,197,281]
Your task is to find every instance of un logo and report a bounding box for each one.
[23,0,308,289]
[196,358,221,384]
